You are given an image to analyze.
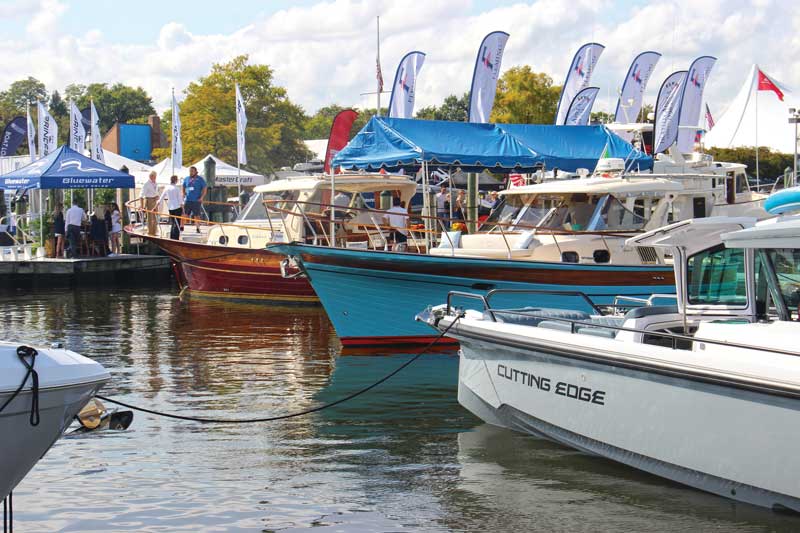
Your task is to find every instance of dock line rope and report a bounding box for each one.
[96,315,462,424]
[0,346,40,426]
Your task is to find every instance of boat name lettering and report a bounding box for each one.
[497,364,605,405]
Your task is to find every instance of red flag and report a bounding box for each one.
[324,109,358,174]
[376,57,384,93]
[509,173,525,187]
[757,69,784,101]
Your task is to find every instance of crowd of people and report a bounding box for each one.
[53,199,122,258]
[435,187,500,223]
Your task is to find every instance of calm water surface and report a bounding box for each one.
[2,287,799,532]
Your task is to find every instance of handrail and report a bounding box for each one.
[442,290,800,357]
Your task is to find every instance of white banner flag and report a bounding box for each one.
[388,51,426,119]
[555,42,605,125]
[565,86,600,126]
[26,105,36,163]
[235,83,247,166]
[69,101,86,151]
[676,56,716,152]
[90,101,104,163]
[171,92,182,169]
[468,31,509,123]
[653,71,687,154]
[614,51,661,123]
[37,101,57,158]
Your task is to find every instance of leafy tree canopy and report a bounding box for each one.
[154,55,311,174]
[416,93,468,122]
[491,67,561,124]
[64,82,155,133]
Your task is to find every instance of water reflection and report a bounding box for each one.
[1,287,798,531]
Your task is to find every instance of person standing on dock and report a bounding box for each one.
[65,199,85,258]
[141,171,160,236]
[53,203,65,259]
[159,175,184,240]
[182,166,207,234]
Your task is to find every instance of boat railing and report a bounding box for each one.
[613,293,678,308]
[443,290,800,358]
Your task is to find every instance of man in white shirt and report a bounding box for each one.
[140,171,160,236]
[65,199,86,258]
[384,195,409,250]
[158,174,184,240]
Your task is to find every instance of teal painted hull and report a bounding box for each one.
[268,244,675,347]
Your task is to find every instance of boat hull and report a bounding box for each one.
[455,331,800,512]
[1,380,107,499]
[269,244,674,347]
[139,234,318,305]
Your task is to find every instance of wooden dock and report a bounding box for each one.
[0,254,173,287]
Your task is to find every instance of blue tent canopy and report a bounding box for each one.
[332,116,653,173]
[0,145,135,190]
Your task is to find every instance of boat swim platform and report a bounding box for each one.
[0,254,173,287]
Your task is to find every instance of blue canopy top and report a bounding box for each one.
[332,116,653,173]
[0,145,135,190]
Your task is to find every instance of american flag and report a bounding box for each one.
[509,173,525,187]
[376,56,384,93]
[705,103,715,130]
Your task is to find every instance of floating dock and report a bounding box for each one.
[0,254,173,286]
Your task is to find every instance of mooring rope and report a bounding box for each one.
[0,346,40,426]
[97,315,461,424]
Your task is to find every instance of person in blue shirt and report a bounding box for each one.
[182,166,207,233]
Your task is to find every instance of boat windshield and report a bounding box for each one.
[536,194,601,231]
[480,194,552,232]
[762,248,800,314]
[237,190,300,221]
[588,195,651,231]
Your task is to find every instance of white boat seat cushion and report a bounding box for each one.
[437,231,462,249]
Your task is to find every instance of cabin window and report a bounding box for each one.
[687,245,747,306]
[735,172,749,194]
[764,248,800,315]
[238,235,249,245]
[218,236,228,245]
[589,195,647,231]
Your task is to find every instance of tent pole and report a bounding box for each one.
[755,90,760,188]
[329,170,336,247]
[38,188,43,252]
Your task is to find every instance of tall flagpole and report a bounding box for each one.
[376,16,381,115]
[236,82,241,200]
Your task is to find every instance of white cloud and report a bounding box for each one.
[0,0,796,124]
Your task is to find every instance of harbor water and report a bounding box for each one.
[3,287,799,532]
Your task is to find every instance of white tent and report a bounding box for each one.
[150,157,191,185]
[705,64,797,154]
[100,150,154,185]
[188,154,267,187]
[304,139,327,161]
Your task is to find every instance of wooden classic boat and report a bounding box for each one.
[127,172,417,304]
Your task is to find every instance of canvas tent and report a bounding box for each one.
[705,64,797,154]
[0,146,134,190]
[332,116,652,172]
[148,155,266,186]
[98,149,153,185]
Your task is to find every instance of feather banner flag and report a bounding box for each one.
[171,91,182,169]
[565,87,600,126]
[26,105,36,163]
[90,101,104,163]
[468,31,509,123]
[69,101,86,151]
[388,51,426,119]
[676,56,716,153]
[555,42,605,125]
[324,109,358,174]
[614,51,661,123]
[0,117,27,157]
[37,101,57,158]
[653,70,688,154]
[235,83,247,165]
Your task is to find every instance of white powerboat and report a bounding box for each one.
[420,187,800,511]
[0,342,109,500]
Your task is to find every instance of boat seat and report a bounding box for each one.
[537,320,574,332]
[536,315,624,339]
[489,307,590,327]
[624,305,679,319]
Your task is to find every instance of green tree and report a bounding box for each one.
[638,103,654,123]
[155,55,311,174]
[63,82,155,133]
[304,104,346,139]
[3,77,48,110]
[416,93,468,121]
[706,146,793,181]
[491,67,561,124]
[590,111,614,124]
